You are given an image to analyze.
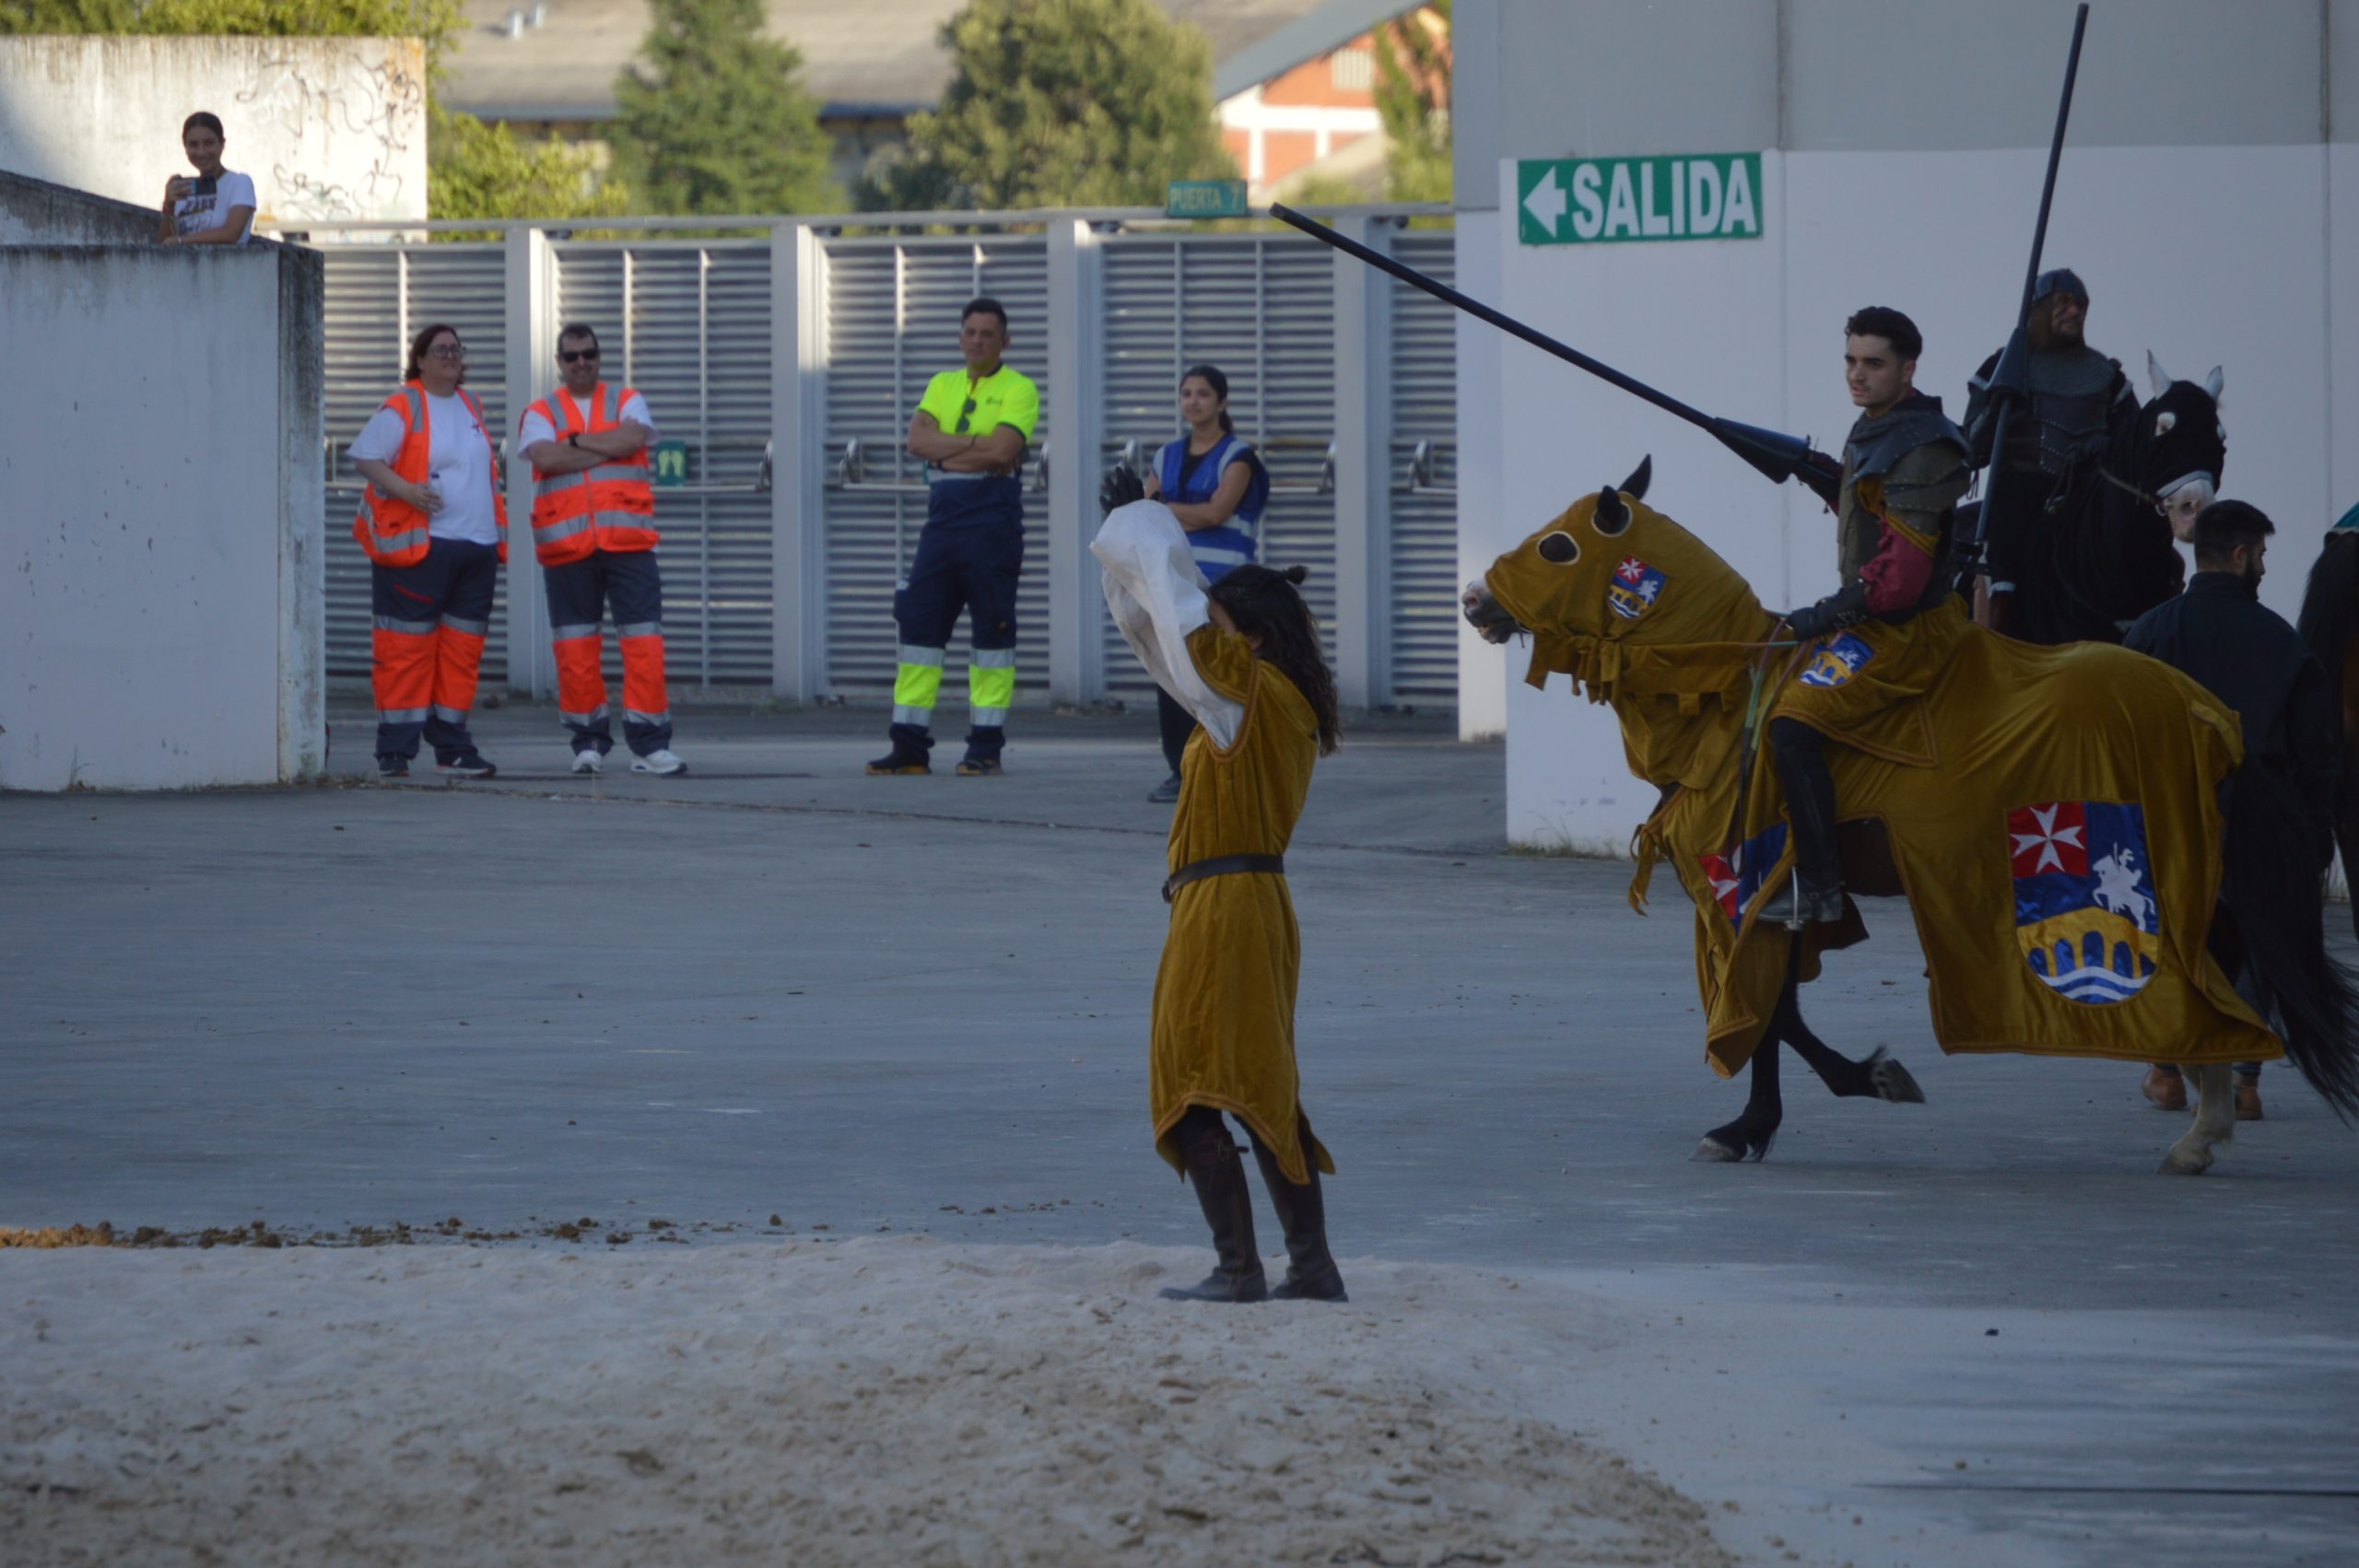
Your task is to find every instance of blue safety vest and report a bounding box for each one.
[1156,433,1268,583]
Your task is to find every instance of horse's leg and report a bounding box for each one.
[1695,995,1787,1164]
[1782,1000,1928,1105]
[2160,1062,2236,1176]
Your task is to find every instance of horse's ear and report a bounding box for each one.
[1595,485,1628,532]
[2147,350,2173,400]
[1619,454,1652,501]
[2202,366,2224,404]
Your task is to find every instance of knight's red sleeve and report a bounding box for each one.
[1858,522,1936,616]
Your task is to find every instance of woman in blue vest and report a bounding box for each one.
[1142,364,1272,802]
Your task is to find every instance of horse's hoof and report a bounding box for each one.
[2158,1147,2213,1176]
[1692,1135,1743,1163]
[1867,1050,1927,1105]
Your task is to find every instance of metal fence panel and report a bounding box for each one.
[1388,231,1459,701]
[320,246,511,682]
[818,237,1052,700]
[1096,233,1338,698]
[553,240,776,688]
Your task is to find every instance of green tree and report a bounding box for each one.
[874,0,1235,211]
[612,0,839,216]
[0,0,630,223]
[1374,1,1451,204]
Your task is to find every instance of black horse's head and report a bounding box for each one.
[2138,353,2227,540]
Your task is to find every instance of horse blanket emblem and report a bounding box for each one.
[1798,631,1875,689]
[1697,823,1789,920]
[1607,556,1669,620]
[2010,800,2160,1005]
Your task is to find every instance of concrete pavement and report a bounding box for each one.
[5,700,2354,1563]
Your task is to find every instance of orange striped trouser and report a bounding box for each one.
[545,547,670,750]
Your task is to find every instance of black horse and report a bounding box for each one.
[2295,522,2359,943]
[1985,356,2226,647]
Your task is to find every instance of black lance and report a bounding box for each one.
[1265,204,1843,509]
[1957,2,2093,590]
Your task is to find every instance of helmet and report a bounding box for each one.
[2032,268,2089,304]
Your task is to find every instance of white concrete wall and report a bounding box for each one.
[0,37,427,225]
[0,245,325,790]
[1481,142,2344,850]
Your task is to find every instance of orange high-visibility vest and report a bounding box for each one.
[351,383,510,568]
[522,383,658,566]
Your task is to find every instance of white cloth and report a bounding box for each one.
[516,390,656,453]
[349,392,503,547]
[1091,501,1245,748]
[170,170,255,243]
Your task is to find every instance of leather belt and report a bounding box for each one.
[1162,853,1285,904]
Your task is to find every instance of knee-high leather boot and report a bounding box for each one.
[1159,1123,1269,1304]
[1767,717,1847,924]
[1250,1121,1348,1303]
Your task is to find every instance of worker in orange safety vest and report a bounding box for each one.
[517,322,685,776]
[348,322,508,779]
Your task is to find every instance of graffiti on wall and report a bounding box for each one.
[234,47,428,222]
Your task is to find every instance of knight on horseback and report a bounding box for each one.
[1766,307,1971,923]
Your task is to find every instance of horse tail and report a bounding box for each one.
[2222,761,2359,1123]
[2294,532,2359,714]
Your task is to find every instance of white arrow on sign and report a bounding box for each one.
[1522,167,1567,234]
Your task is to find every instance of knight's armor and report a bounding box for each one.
[1971,344,2131,479]
[1836,401,1971,609]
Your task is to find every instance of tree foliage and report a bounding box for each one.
[612,0,839,217]
[1374,1,1451,204]
[426,102,633,224]
[874,0,1235,211]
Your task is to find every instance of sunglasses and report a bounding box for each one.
[954,397,978,434]
[560,348,601,364]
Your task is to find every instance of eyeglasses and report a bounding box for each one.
[426,344,466,360]
[954,398,978,434]
[560,348,600,364]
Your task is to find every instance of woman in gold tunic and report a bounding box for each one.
[1094,500,1345,1304]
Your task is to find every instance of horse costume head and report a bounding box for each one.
[2138,353,2227,539]
[1464,456,1769,671]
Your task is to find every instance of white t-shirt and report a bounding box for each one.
[517,390,657,454]
[349,392,503,547]
[170,170,256,243]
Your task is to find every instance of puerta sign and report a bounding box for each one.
[1518,154,1763,245]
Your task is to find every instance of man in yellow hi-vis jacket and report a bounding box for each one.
[868,297,1040,777]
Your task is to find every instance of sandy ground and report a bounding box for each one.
[2,1238,1737,1568]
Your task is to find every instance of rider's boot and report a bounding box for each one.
[2142,1063,2189,1111]
[1248,1118,1347,1303]
[1159,1117,1269,1304]
[1767,717,1848,924]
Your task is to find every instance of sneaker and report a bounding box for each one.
[631,748,687,777]
[1148,772,1181,803]
[376,756,409,780]
[956,755,1003,777]
[438,752,498,779]
[570,749,604,775]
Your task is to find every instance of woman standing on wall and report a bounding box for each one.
[1093,488,1346,1305]
[157,111,256,247]
[347,324,509,779]
[1140,364,1271,803]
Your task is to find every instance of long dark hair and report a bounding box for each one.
[404,322,464,385]
[1208,564,1340,755]
[1182,363,1234,435]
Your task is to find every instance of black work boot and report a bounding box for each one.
[1250,1129,1347,1303]
[865,722,933,776]
[1766,717,1847,923]
[1159,1130,1269,1304]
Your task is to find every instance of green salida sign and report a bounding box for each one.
[1518,154,1763,245]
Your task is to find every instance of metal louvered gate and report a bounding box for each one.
[1097,236,1340,698]
[321,245,511,682]
[299,209,1453,710]
[817,237,1051,700]
[1388,232,1460,702]
[553,240,775,686]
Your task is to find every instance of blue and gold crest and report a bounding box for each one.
[1798,632,1875,689]
[1607,556,1669,621]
